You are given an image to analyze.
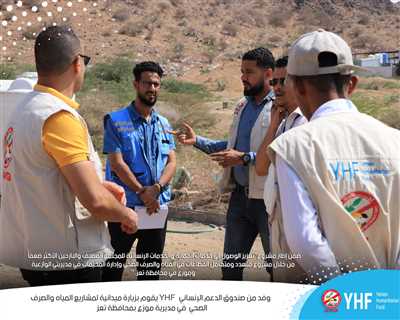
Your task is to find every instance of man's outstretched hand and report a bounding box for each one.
[210,149,245,168]
[169,122,197,146]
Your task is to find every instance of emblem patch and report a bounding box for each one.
[341,191,380,232]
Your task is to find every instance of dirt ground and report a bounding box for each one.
[0,220,269,289]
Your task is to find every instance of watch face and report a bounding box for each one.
[160,183,169,192]
[243,154,251,164]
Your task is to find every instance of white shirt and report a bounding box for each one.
[263,108,307,215]
[276,107,307,136]
[276,99,359,274]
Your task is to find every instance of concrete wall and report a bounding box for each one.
[357,66,395,78]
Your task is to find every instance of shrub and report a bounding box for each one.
[171,42,184,61]
[162,79,208,97]
[22,0,42,7]
[268,35,281,43]
[0,64,16,79]
[216,80,226,92]
[119,20,144,37]
[91,58,132,83]
[268,9,291,27]
[175,8,186,20]
[158,1,170,11]
[221,23,238,37]
[112,9,130,22]
[358,14,370,25]
[358,81,380,90]
[102,30,111,37]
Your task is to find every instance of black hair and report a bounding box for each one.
[242,47,275,70]
[35,26,80,76]
[275,56,288,68]
[133,61,164,81]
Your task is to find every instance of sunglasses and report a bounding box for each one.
[79,54,91,66]
[270,78,286,86]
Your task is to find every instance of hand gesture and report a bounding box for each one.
[270,104,286,130]
[168,122,197,145]
[210,149,245,168]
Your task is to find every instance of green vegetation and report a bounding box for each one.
[351,92,400,129]
[79,57,134,104]
[161,79,208,97]
[0,64,16,79]
[382,81,400,90]
[354,77,400,129]
[0,63,36,79]
[357,81,380,90]
[358,79,400,91]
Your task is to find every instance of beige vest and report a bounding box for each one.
[219,94,274,199]
[268,111,400,273]
[0,90,112,270]
[264,109,308,283]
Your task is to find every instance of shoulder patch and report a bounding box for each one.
[234,99,247,116]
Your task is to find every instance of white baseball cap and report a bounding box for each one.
[287,29,366,76]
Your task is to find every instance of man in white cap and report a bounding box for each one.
[267,29,400,284]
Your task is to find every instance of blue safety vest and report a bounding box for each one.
[104,104,174,207]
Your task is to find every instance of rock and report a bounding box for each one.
[172,167,192,189]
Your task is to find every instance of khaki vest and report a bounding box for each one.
[268,110,400,274]
[264,109,308,283]
[219,94,273,199]
[0,90,112,270]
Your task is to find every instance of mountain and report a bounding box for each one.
[1,0,399,78]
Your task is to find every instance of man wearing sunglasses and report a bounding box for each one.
[0,26,138,286]
[255,56,307,283]
[255,56,306,177]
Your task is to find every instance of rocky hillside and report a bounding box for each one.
[1,0,399,78]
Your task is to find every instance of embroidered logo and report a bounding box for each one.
[3,127,14,182]
[233,100,246,116]
[341,191,380,232]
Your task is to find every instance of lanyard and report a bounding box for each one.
[282,114,301,133]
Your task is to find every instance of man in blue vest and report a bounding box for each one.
[102,61,176,281]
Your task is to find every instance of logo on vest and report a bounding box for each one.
[234,100,246,115]
[329,161,391,182]
[322,289,342,312]
[341,191,380,232]
[3,127,14,182]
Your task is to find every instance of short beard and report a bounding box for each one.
[137,92,157,108]
[243,80,265,97]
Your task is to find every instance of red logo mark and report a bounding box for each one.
[341,191,380,232]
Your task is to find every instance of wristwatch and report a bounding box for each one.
[155,182,169,193]
[242,153,251,166]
